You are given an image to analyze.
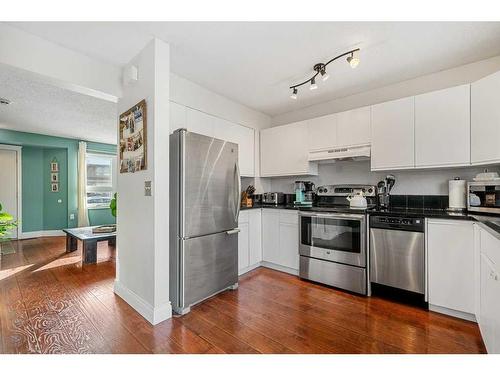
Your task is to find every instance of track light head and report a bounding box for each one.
[347,51,360,68]
[290,87,298,100]
[320,69,329,82]
[310,77,318,90]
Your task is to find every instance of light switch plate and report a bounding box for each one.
[145,180,152,196]
[69,214,75,220]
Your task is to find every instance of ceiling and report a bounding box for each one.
[0,64,117,144]
[8,22,500,118]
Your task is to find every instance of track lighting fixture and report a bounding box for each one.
[289,48,360,99]
[310,77,318,90]
[347,50,360,68]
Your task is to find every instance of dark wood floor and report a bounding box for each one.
[0,236,486,354]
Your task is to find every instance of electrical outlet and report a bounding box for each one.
[145,180,152,196]
[69,214,75,220]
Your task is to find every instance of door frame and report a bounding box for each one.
[0,144,22,238]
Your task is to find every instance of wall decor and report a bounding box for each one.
[119,99,147,173]
[51,183,59,192]
[51,172,59,182]
[50,160,59,172]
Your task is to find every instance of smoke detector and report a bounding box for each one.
[0,98,11,106]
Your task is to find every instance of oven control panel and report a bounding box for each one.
[317,184,376,197]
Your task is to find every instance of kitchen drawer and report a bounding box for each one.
[481,227,500,266]
[238,211,249,224]
[279,210,298,225]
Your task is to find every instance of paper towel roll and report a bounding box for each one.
[448,179,467,210]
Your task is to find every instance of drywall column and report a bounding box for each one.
[114,38,171,325]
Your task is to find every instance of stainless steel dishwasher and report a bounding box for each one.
[369,215,425,294]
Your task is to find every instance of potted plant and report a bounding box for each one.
[0,203,17,238]
[110,193,117,218]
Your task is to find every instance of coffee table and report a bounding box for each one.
[63,227,116,265]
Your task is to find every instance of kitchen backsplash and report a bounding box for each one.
[245,160,500,195]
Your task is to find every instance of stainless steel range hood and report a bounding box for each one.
[308,144,371,162]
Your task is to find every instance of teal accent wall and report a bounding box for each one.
[0,129,116,232]
[43,148,68,230]
[22,147,44,232]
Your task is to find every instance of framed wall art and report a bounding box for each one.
[119,99,147,173]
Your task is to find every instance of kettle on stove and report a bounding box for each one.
[347,191,368,209]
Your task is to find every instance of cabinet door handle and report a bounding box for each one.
[226,229,241,235]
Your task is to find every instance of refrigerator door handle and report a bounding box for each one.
[235,161,241,220]
[226,229,241,235]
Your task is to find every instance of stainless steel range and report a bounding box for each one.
[298,185,376,295]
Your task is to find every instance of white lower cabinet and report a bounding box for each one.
[427,219,475,318]
[478,227,500,353]
[238,209,262,275]
[262,209,299,273]
[248,209,262,266]
[262,209,280,264]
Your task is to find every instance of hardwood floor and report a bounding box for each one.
[0,236,486,354]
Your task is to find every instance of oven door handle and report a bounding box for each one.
[299,212,365,220]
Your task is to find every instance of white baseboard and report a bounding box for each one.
[260,261,299,276]
[429,304,477,322]
[238,262,261,276]
[113,280,172,325]
[19,230,65,239]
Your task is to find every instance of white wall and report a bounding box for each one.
[170,73,271,130]
[115,38,171,325]
[268,161,500,196]
[272,55,500,126]
[0,23,121,102]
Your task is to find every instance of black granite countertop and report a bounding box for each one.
[367,207,475,220]
[240,204,297,211]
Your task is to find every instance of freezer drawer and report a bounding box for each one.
[369,228,425,293]
[172,230,238,314]
[299,256,367,294]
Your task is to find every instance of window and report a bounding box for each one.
[86,153,116,208]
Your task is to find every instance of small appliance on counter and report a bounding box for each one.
[347,191,368,209]
[263,192,285,206]
[377,174,396,208]
[294,180,315,207]
[468,170,500,214]
[447,177,467,212]
[252,193,263,205]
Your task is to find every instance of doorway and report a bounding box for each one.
[0,145,22,239]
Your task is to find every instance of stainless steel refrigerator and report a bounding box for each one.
[169,128,240,315]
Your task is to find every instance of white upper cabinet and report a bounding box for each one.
[371,97,415,170]
[213,116,255,177]
[186,107,215,137]
[471,70,500,166]
[336,106,371,147]
[169,101,186,134]
[307,113,337,151]
[260,121,318,177]
[415,85,471,168]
